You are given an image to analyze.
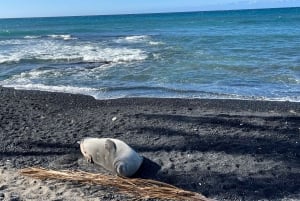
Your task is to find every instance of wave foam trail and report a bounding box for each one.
[82,47,147,63]
[115,35,164,45]
[24,35,76,40]
[0,39,148,64]
[0,55,21,64]
[124,35,149,41]
[0,69,99,97]
[47,34,77,40]
[114,35,146,43]
[1,83,99,97]
[24,35,41,39]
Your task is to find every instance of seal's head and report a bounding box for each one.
[78,138,94,163]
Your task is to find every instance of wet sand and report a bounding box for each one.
[0,86,299,201]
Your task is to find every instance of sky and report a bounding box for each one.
[0,0,300,18]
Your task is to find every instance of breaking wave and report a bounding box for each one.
[0,39,148,64]
[115,35,164,45]
[24,34,77,40]
[2,83,99,97]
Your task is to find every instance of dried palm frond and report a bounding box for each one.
[20,167,213,201]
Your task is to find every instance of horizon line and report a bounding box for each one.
[0,6,299,20]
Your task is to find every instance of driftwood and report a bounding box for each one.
[20,167,213,201]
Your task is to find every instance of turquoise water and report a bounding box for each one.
[0,7,299,101]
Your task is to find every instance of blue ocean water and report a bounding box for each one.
[0,7,299,101]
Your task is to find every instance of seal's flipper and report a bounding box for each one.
[115,161,128,177]
[86,155,94,164]
[105,139,116,153]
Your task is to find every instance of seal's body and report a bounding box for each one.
[79,137,143,177]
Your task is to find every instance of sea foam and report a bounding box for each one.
[24,35,41,39]
[115,35,164,45]
[2,83,99,97]
[0,39,148,64]
[47,34,77,40]
[114,35,150,43]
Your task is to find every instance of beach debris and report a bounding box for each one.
[112,116,117,121]
[20,167,213,201]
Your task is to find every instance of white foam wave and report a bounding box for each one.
[47,34,77,40]
[115,35,164,45]
[0,39,148,64]
[16,70,63,80]
[1,82,128,100]
[24,35,41,39]
[82,47,147,63]
[0,39,24,45]
[0,69,62,90]
[2,83,99,97]
[149,41,164,45]
[124,35,149,41]
[0,68,98,97]
[113,35,149,43]
[24,35,76,40]
[0,55,21,64]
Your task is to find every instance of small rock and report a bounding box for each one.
[153,137,160,140]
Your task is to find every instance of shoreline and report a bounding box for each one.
[0,86,299,200]
[3,85,300,103]
[1,86,300,109]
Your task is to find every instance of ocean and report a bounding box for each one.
[0,7,299,101]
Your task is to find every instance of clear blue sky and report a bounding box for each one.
[1,0,300,18]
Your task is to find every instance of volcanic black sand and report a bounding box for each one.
[0,86,299,201]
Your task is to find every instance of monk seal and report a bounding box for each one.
[79,137,143,177]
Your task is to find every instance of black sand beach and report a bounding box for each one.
[0,86,299,200]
